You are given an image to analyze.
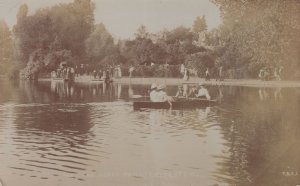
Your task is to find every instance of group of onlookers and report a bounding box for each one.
[258,66,283,81]
[51,63,124,83]
[181,64,224,82]
[91,65,122,80]
[78,64,122,79]
[51,66,75,81]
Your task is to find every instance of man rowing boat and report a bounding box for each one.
[156,84,174,102]
[196,83,211,100]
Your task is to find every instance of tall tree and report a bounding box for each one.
[0,20,14,74]
[85,23,118,67]
[14,0,95,79]
[193,15,207,33]
[16,4,28,23]
[134,25,149,39]
[210,0,300,79]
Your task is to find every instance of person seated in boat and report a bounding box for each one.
[196,83,211,100]
[188,85,198,98]
[175,85,184,98]
[150,83,159,102]
[156,84,174,103]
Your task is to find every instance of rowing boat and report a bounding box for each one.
[133,98,217,110]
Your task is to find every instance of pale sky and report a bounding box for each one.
[0,0,221,39]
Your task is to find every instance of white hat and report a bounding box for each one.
[157,84,166,90]
[151,83,157,90]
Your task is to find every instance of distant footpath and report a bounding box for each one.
[38,76,300,88]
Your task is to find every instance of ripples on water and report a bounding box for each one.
[0,80,299,186]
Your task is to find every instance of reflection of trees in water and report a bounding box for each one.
[113,83,122,99]
[18,81,143,102]
[51,81,74,99]
[14,104,92,135]
[49,82,124,102]
[0,79,19,102]
[259,87,284,102]
[213,87,300,186]
[19,80,52,103]
[11,102,95,179]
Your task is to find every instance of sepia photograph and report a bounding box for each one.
[0,0,299,186]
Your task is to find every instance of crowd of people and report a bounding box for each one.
[258,66,283,81]
[51,65,75,81]
[76,64,122,79]
[180,64,224,82]
[51,63,123,83]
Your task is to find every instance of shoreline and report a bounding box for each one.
[37,77,300,88]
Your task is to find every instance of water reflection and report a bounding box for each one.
[197,107,211,120]
[213,86,300,186]
[274,87,283,101]
[259,88,269,101]
[51,81,74,98]
[0,79,299,186]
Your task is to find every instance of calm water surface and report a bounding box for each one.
[0,79,299,186]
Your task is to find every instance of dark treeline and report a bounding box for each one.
[0,0,299,79]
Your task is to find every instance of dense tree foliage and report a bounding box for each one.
[85,23,119,68]
[2,0,298,80]
[210,0,300,79]
[118,25,210,77]
[193,16,207,33]
[0,20,14,75]
[14,0,95,79]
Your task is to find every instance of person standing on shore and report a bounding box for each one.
[217,66,223,81]
[129,66,135,78]
[258,68,264,80]
[93,70,97,79]
[205,68,210,81]
[97,69,102,79]
[274,67,281,81]
[183,68,190,81]
[180,64,185,78]
[104,69,111,83]
[279,66,283,79]
[117,65,122,78]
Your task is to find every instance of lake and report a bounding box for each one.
[0,79,299,186]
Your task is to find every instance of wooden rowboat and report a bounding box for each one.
[133,98,217,110]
